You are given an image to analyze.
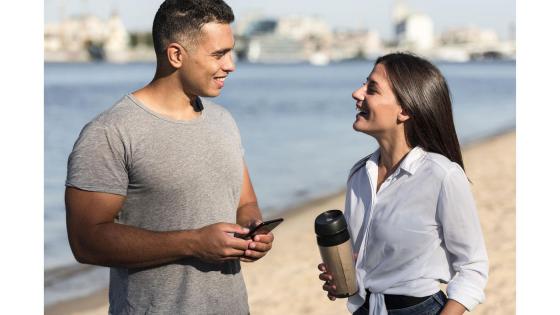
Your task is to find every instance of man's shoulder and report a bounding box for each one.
[201,98,229,114]
[74,95,141,143]
[91,95,139,127]
[201,98,236,122]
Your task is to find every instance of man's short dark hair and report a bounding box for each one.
[152,0,234,55]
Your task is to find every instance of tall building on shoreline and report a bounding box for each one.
[393,0,435,52]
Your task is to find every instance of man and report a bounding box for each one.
[65,1,273,314]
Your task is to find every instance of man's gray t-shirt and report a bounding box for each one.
[66,94,249,314]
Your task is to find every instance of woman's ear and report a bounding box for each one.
[166,43,184,69]
[397,107,410,123]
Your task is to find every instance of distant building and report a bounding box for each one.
[238,16,333,64]
[234,15,384,64]
[275,16,331,42]
[435,26,514,61]
[44,13,129,62]
[440,27,499,45]
[330,30,383,61]
[104,12,130,62]
[393,1,435,53]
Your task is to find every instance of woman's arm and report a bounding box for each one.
[440,299,467,315]
[437,165,489,312]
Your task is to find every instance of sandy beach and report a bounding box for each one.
[46,131,516,315]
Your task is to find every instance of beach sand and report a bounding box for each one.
[45,131,515,315]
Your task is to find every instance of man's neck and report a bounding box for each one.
[132,76,201,121]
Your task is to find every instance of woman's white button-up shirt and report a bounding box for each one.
[345,146,489,315]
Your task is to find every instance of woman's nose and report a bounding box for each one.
[352,86,364,101]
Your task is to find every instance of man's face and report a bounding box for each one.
[179,22,235,97]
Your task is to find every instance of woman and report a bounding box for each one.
[318,53,488,315]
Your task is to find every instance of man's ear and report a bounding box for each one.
[397,107,410,123]
[166,43,184,69]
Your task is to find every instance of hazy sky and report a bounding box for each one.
[44,0,516,40]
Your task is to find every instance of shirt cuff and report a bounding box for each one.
[446,282,485,311]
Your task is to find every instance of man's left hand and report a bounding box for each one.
[240,232,274,262]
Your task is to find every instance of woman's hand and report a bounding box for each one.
[318,263,337,301]
[439,299,466,315]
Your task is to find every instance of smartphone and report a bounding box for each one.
[239,218,284,240]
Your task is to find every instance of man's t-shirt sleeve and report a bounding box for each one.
[66,120,129,196]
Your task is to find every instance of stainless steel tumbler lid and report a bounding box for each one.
[314,209,347,237]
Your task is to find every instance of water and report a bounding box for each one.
[44,60,515,305]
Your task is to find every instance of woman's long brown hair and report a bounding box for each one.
[376,52,465,171]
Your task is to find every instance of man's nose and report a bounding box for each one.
[223,52,236,73]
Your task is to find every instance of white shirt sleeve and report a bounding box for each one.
[437,164,489,311]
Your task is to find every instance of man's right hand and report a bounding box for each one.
[190,223,251,263]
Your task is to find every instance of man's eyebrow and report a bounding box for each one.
[211,42,235,55]
[211,48,231,55]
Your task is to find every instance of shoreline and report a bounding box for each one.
[45,129,516,315]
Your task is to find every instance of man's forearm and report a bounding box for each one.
[237,202,262,227]
[71,222,197,269]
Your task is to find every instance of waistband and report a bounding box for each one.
[365,290,444,310]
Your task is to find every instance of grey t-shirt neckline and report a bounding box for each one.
[126,93,206,125]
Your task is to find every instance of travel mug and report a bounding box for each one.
[315,209,358,297]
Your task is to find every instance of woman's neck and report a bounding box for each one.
[376,133,413,171]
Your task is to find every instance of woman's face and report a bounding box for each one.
[352,64,406,137]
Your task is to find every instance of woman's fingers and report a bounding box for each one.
[318,272,332,282]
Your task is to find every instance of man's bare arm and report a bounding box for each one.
[236,163,274,262]
[236,162,262,228]
[65,187,250,268]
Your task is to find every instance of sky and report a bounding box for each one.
[44,0,516,40]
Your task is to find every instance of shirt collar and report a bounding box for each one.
[399,146,426,175]
[367,146,426,175]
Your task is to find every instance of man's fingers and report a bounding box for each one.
[222,231,252,251]
[248,240,272,252]
[243,249,266,260]
[253,233,274,243]
[318,263,326,271]
[220,223,250,235]
[227,248,248,257]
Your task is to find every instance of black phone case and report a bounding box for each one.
[241,218,284,239]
